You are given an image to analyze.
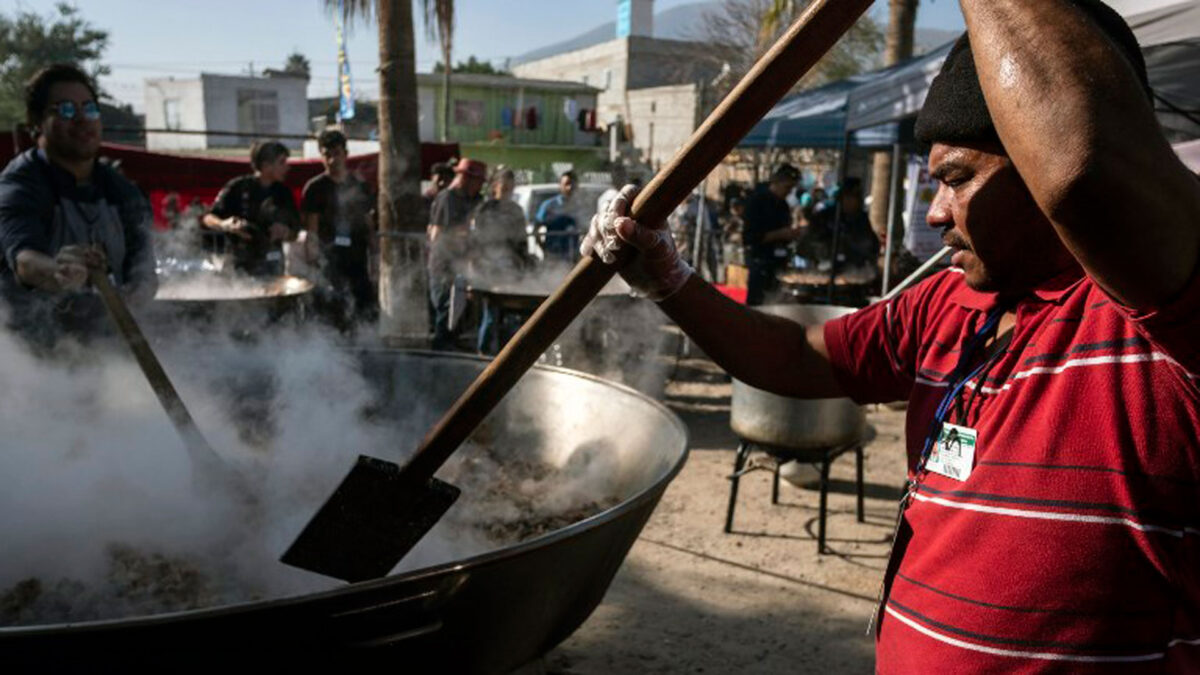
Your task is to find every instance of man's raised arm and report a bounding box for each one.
[962,0,1200,309]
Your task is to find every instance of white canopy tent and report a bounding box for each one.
[843,1,1200,136]
[1110,0,1200,47]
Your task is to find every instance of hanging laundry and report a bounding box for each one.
[563,98,578,120]
[577,109,589,131]
[585,109,597,131]
[500,106,514,128]
[525,106,539,130]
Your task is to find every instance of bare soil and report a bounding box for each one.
[539,356,910,674]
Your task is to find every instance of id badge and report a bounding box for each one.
[927,423,977,481]
[335,235,352,248]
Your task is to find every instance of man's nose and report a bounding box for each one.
[926,184,952,229]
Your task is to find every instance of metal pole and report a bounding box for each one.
[879,245,952,302]
[693,179,708,275]
[881,142,904,295]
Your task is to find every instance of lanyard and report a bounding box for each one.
[906,305,1007,503]
[868,304,1009,634]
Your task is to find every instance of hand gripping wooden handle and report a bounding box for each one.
[90,270,221,467]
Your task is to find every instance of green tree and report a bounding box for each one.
[432,55,509,76]
[284,51,312,80]
[0,3,110,127]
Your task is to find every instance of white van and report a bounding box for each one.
[512,183,609,259]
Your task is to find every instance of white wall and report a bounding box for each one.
[201,74,308,149]
[144,78,208,151]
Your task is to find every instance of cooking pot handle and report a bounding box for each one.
[328,574,468,648]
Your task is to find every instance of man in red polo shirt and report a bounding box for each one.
[584,0,1200,671]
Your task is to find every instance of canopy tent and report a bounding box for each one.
[842,42,952,134]
[1110,0,1200,47]
[738,73,898,149]
[843,1,1200,137]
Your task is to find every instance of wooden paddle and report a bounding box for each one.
[282,0,878,583]
[90,269,230,480]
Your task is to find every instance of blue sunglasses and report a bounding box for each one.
[49,100,101,122]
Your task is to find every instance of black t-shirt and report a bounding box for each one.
[301,173,373,263]
[209,175,299,273]
[743,184,792,262]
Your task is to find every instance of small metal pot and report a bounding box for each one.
[730,304,866,448]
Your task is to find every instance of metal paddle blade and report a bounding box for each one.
[280,455,461,582]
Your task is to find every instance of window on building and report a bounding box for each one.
[453,99,485,127]
[237,89,280,135]
[163,99,181,130]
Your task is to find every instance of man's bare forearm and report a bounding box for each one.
[657,275,843,399]
[961,0,1200,307]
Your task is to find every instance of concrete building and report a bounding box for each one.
[511,0,721,169]
[144,73,308,152]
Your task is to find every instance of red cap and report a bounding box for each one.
[453,158,488,180]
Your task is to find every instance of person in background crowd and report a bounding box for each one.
[722,197,746,267]
[301,129,377,331]
[202,141,300,276]
[670,190,721,281]
[423,160,457,329]
[585,1,1200,669]
[428,157,486,350]
[597,165,628,218]
[743,164,804,305]
[804,177,880,270]
[471,165,532,354]
[0,63,156,348]
[536,170,583,261]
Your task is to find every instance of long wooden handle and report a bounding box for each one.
[404,0,875,481]
[90,270,220,466]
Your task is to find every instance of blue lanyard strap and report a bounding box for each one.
[907,306,1007,501]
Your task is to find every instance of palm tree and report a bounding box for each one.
[869,0,919,259]
[422,0,455,143]
[325,0,426,339]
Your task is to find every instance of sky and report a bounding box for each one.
[2,0,966,112]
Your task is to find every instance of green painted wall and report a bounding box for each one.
[429,81,598,148]
[461,143,606,182]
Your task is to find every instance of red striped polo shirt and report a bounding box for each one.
[824,265,1200,673]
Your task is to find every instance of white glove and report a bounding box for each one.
[580,184,694,302]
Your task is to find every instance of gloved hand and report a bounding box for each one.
[581,184,693,301]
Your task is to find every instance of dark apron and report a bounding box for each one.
[17,194,127,345]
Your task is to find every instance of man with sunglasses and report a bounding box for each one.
[587,0,1200,670]
[0,63,156,347]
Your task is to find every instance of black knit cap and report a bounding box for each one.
[915,0,1152,146]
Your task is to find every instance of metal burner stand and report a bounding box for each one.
[724,438,865,553]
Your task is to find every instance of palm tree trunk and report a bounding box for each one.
[868,0,918,245]
[376,0,427,339]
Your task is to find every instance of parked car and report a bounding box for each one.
[512,183,609,260]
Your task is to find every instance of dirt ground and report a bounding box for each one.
[537,355,910,674]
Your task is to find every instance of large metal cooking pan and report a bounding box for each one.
[148,272,314,332]
[730,304,866,448]
[0,351,689,673]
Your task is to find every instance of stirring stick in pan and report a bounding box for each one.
[282,0,879,583]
